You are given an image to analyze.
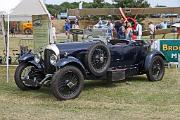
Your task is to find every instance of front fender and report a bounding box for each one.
[19,53,43,69]
[19,52,34,62]
[55,56,86,75]
[144,50,166,72]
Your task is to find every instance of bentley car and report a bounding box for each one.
[14,39,166,100]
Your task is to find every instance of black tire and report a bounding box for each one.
[85,43,111,76]
[146,56,165,81]
[51,66,84,100]
[24,28,32,34]
[14,63,41,90]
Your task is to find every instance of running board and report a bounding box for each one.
[107,69,126,82]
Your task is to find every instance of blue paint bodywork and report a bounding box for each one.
[55,56,86,75]
[18,52,43,70]
[19,39,166,78]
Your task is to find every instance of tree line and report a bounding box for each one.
[46,0,150,17]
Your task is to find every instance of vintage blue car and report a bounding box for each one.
[14,39,166,100]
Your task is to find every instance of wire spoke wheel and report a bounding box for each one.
[21,66,34,83]
[86,43,111,76]
[147,56,165,81]
[51,66,84,100]
[91,47,108,70]
[14,63,41,90]
[58,71,79,98]
[152,59,162,78]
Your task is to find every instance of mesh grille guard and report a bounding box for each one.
[44,49,56,74]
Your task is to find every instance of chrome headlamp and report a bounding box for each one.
[34,53,41,63]
[50,54,58,65]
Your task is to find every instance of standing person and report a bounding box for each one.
[72,20,80,29]
[115,18,124,39]
[10,27,15,37]
[177,27,180,39]
[98,17,102,28]
[161,21,168,39]
[118,22,126,39]
[114,20,121,38]
[125,22,133,40]
[148,22,156,40]
[52,23,57,43]
[160,21,168,29]
[64,19,71,39]
[136,21,142,39]
[107,20,114,39]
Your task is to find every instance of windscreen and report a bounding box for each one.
[32,15,49,52]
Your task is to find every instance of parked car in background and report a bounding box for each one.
[59,12,68,19]
[93,20,109,29]
[22,21,32,34]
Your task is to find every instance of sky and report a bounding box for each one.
[45,0,180,7]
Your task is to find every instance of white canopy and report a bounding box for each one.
[0,0,51,82]
[0,0,50,21]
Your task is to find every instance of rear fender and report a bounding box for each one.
[144,50,166,72]
[55,56,86,76]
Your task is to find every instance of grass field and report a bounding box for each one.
[0,33,179,119]
[0,66,180,120]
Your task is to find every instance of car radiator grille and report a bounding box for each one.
[44,49,56,74]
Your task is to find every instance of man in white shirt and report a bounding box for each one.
[52,23,57,43]
[160,21,168,39]
[136,21,142,39]
[148,22,156,39]
[160,21,168,29]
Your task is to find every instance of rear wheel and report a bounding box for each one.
[14,63,41,90]
[146,56,165,81]
[51,66,84,100]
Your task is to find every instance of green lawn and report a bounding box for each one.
[0,66,180,120]
[0,33,180,119]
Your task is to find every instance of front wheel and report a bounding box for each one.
[51,66,84,100]
[14,63,41,90]
[146,56,165,81]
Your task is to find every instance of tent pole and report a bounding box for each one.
[1,15,6,52]
[6,14,10,83]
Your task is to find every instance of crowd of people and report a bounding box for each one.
[62,18,180,40]
[112,18,143,40]
[64,19,80,39]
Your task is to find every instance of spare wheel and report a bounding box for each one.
[85,43,111,76]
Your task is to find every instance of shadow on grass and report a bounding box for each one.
[125,75,149,82]
[1,75,148,100]
[84,75,148,91]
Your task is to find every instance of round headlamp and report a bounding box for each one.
[50,54,58,65]
[34,53,41,63]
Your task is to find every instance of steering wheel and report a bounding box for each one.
[70,29,83,34]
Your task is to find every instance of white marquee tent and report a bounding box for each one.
[0,0,52,82]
